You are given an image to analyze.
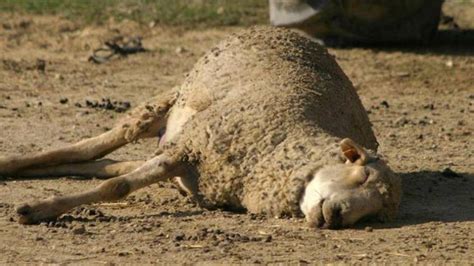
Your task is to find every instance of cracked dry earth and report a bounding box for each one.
[0,14,472,264]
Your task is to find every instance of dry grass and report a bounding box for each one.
[0,0,268,27]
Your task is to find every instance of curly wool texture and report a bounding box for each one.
[167,26,379,217]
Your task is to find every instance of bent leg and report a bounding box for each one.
[14,159,145,179]
[16,153,186,224]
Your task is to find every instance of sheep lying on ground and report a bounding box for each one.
[0,26,401,229]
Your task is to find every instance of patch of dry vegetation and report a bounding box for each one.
[0,0,268,27]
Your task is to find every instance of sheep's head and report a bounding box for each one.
[300,138,401,229]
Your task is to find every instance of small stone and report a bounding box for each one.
[423,103,435,110]
[173,233,185,242]
[250,236,261,242]
[365,226,373,232]
[72,225,86,235]
[59,98,68,104]
[394,117,409,126]
[264,235,272,242]
[380,100,389,108]
[175,47,186,54]
[35,59,46,72]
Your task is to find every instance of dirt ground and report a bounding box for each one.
[0,13,472,264]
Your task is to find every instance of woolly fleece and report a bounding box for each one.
[165,26,379,217]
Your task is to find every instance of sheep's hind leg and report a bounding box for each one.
[0,89,177,176]
[0,127,130,176]
[13,159,145,179]
[16,153,186,224]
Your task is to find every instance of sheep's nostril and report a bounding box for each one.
[306,200,325,228]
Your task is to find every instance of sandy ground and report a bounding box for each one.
[0,13,472,264]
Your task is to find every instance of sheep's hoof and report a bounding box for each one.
[16,200,62,225]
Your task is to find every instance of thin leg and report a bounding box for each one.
[0,127,129,175]
[16,153,185,224]
[14,159,145,179]
[0,89,177,176]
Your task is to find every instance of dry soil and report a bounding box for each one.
[0,14,472,264]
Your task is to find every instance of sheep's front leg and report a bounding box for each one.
[16,154,184,224]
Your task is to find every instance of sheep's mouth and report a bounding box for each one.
[309,199,343,229]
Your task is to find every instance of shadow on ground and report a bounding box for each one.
[384,29,474,56]
[360,170,474,230]
[398,170,473,222]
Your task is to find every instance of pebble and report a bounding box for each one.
[423,103,435,110]
[175,46,188,54]
[380,100,390,108]
[173,233,185,242]
[35,59,46,72]
[72,225,86,235]
[394,117,409,126]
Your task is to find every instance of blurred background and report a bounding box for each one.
[0,0,269,27]
[0,0,472,32]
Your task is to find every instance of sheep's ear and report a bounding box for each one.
[340,138,369,165]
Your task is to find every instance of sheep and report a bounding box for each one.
[0,26,401,229]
